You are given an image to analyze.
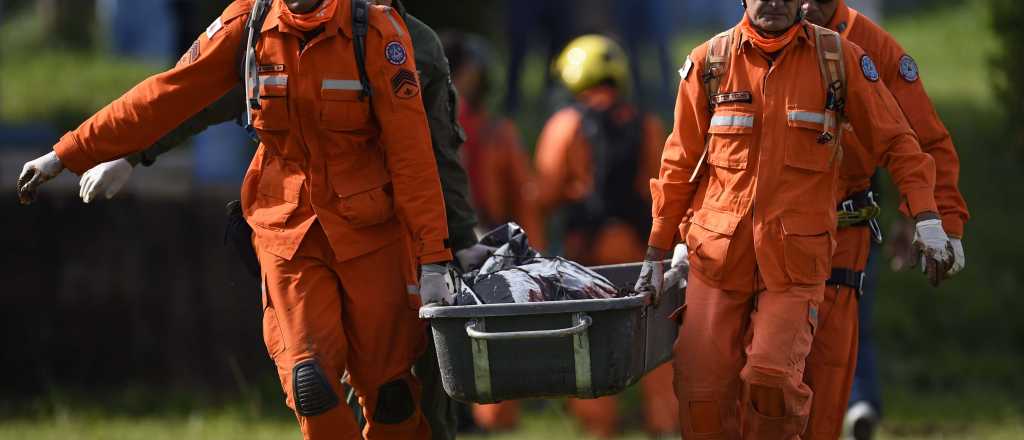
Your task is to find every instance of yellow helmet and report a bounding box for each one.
[553,35,631,95]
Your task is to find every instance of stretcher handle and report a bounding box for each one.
[465,314,592,341]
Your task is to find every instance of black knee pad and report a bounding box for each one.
[373,379,415,424]
[292,360,339,417]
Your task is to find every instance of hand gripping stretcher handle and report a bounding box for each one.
[465,313,593,341]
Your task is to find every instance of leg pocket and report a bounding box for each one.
[262,274,286,358]
[781,214,833,285]
[790,301,818,367]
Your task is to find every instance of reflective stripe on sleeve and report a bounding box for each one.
[710,115,755,128]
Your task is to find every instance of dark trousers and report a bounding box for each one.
[849,244,883,414]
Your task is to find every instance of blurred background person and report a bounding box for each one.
[439,31,543,433]
[442,31,545,249]
[535,34,677,439]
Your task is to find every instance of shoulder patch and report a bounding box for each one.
[391,68,420,99]
[679,57,694,80]
[386,41,408,65]
[178,40,201,66]
[860,55,879,82]
[899,54,919,82]
[206,17,224,39]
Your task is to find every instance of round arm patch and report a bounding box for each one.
[386,41,408,65]
[861,55,880,82]
[899,54,920,82]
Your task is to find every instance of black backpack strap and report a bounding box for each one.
[242,0,373,127]
[352,0,372,101]
[243,0,273,129]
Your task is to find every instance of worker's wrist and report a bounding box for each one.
[649,217,680,251]
[421,263,448,275]
[448,227,479,253]
[645,246,669,261]
[418,248,454,266]
[53,132,93,175]
[125,152,144,167]
[915,211,941,223]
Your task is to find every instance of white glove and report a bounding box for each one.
[663,244,690,289]
[634,259,666,304]
[79,158,134,203]
[419,264,453,305]
[17,151,65,205]
[913,219,953,287]
[947,238,965,277]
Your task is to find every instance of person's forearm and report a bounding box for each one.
[127,86,246,167]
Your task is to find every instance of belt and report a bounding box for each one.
[828,268,866,297]
[837,190,883,244]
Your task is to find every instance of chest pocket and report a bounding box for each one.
[321,80,373,132]
[253,75,289,131]
[707,110,754,170]
[785,106,839,172]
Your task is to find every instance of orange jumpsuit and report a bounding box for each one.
[530,86,678,438]
[458,98,546,248]
[652,21,939,439]
[52,2,450,439]
[803,4,970,439]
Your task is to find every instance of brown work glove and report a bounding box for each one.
[912,218,954,287]
[634,247,669,304]
[17,151,65,205]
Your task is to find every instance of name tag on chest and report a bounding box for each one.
[712,91,753,106]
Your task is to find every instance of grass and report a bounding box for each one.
[0,409,1020,440]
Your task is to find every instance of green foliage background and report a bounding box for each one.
[868,0,1023,413]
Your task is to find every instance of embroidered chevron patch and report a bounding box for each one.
[391,69,419,99]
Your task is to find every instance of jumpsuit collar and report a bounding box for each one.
[826,1,856,36]
[736,20,814,56]
[823,1,856,37]
[264,0,352,39]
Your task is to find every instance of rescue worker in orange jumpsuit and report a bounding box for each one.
[442,31,545,252]
[799,1,969,439]
[533,34,679,438]
[633,1,958,438]
[17,1,450,439]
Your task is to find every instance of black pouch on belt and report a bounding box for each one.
[225,200,261,279]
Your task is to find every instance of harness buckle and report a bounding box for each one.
[841,198,856,213]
